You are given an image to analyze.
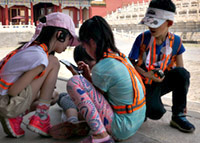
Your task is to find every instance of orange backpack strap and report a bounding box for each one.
[0,49,19,72]
[0,79,13,90]
[34,43,49,79]
[0,49,19,89]
[167,34,182,70]
[103,52,146,114]
[0,43,49,90]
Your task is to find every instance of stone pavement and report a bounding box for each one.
[0,78,200,143]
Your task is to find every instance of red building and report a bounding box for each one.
[0,0,92,27]
[0,0,146,27]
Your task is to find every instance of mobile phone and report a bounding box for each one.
[60,59,83,74]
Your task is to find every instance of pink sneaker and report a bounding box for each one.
[27,115,51,137]
[0,116,24,138]
[81,135,115,143]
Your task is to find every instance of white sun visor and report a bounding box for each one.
[140,7,175,28]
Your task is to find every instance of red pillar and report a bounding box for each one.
[79,6,83,24]
[30,2,34,25]
[59,3,62,12]
[25,7,28,24]
[53,5,57,12]
[89,6,92,18]
[5,5,8,25]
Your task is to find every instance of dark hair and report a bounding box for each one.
[79,16,119,62]
[149,0,176,12]
[74,45,94,64]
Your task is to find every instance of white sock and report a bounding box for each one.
[66,116,78,123]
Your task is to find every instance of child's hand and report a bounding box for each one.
[77,61,91,74]
[144,70,165,82]
[66,65,79,75]
[77,61,92,82]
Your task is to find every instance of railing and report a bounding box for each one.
[105,0,200,25]
[0,23,35,33]
[112,26,200,43]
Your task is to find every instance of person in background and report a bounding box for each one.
[128,0,195,133]
[0,12,79,138]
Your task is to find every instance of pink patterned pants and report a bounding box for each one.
[67,75,114,135]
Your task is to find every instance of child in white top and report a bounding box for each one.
[0,12,79,138]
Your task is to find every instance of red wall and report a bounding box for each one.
[0,7,2,24]
[91,5,107,17]
[91,0,150,17]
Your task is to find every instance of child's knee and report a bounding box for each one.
[146,106,166,120]
[67,75,82,88]
[173,67,190,82]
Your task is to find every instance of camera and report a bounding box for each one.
[152,69,164,78]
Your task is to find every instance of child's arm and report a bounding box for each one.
[60,60,82,75]
[8,65,45,96]
[176,54,184,67]
[129,58,164,82]
[77,61,92,82]
[65,64,79,75]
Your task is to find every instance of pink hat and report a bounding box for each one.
[46,12,79,46]
[21,12,79,50]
